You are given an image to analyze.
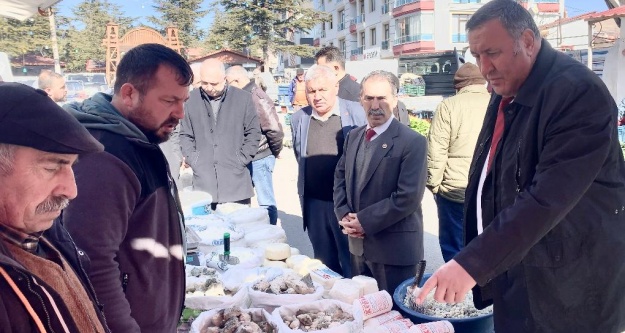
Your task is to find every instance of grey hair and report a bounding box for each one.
[361,70,398,96]
[304,65,337,84]
[38,70,64,90]
[0,143,17,175]
[466,0,541,41]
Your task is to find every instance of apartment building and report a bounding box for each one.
[312,0,563,60]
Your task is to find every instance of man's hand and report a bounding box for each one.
[415,259,476,305]
[339,213,365,237]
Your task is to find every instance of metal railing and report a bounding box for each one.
[350,14,365,25]
[381,2,391,13]
[452,34,467,43]
[394,0,417,8]
[393,34,433,45]
[350,46,364,56]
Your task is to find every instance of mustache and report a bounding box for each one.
[368,109,385,116]
[36,196,70,214]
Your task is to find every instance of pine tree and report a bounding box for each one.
[216,0,329,64]
[61,0,133,72]
[149,0,208,48]
[203,10,252,52]
[0,15,55,59]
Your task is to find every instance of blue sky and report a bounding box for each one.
[55,0,611,30]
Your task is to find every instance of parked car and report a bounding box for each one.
[65,80,88,102]
[66,73,109,97]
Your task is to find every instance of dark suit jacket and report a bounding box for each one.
[334,119,427,266]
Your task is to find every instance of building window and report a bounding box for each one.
[339,39,346,57]
[382,23,390,50]
[338,10,345,30]
[360,1,365,17]
[360,31,365,46]
[451,14,470,43]
[370,0,375,12]
[370,28,377,46]
[381,0,391,14]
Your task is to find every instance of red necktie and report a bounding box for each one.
[487,97,513,172]
[365,128,376,142]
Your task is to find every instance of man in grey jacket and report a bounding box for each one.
[226,66,284,224]
[180,59,261,208]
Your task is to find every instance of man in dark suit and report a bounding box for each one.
[334,70,427,293]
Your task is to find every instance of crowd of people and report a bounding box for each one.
[0,1,624,332]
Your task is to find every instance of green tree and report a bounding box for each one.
[149,0,208,48]
[61,0,133,72]
[217,0,329,63]
[203,10,251,52]
[0,15,54,59]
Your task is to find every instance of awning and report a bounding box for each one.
[0,0,61,21]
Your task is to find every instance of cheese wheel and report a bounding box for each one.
[285,255,310,269]
[264,243,291,260]
[263,259,288,268]
[294,259,324,276]
[329,279,361,305]
[290,247,301,256]
[352,275,379,296]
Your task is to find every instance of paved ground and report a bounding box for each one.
[251,113,445,275]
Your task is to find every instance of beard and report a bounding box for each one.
[35,196,70,215]
[129,105,179,144]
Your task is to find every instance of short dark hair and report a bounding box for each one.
[114,43,193,95]
[466,0,541,40]
[314,46,346,70]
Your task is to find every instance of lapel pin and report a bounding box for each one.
[382,143,388,149]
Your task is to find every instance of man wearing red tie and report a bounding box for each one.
[334,70,427,293]
[416,1,625,332]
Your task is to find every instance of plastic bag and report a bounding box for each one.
[204,247,264,271]
[190,307,275,333]
[184,286,250,311]
[178,190,213,217]
[227,207,270,225]
[221,266,292,292]
[272,299,364,333]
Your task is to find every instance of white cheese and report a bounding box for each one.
[264,243,292,260]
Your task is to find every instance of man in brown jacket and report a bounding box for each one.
[427,63,489,262]
[226,65,284,225]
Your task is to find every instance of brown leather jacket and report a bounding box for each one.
[243,81,284,160]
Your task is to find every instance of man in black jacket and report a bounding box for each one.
[315,46,361,102]
[417,1,625,332]
[226,65,284,224]
[0,83,109,333]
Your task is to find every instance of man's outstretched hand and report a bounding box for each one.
[414,259,477,304]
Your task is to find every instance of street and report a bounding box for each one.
[252,114,445,275]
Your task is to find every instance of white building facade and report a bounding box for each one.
[312,0,563,59]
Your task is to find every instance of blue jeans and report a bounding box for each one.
[248,155,278,225]
[436,194,464,262]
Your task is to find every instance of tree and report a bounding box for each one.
[149,0,208,48]
[203,10,252,52]
[217,0,329,64]
[61,0,133,72]
[0,15,54,59]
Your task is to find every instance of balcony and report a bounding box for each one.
[381,2,391,14]
[392,0,434,18]
[392,34,435,55]
[349,14,364,33]
[452,33,467,43]
[350,46,364,60]
[338,22,346,31]
[381,40,389,50]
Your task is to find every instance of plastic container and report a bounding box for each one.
[393,274,494,333]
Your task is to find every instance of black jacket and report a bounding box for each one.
[0,221,110,333]
[455,41,625,332]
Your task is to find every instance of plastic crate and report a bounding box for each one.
[403,84,425,97]
[278,84,290,96]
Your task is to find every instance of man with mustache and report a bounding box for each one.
[291,64,366,277]
[334,70,427,293]
[62,44,192,333]
[0,83,109,332]
[180,58,261,210]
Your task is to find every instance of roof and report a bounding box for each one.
[0,0,60,21]
[189,49,263,64]
[586,6,625,24]
[11,53,65,67]
[539,12,596,30]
